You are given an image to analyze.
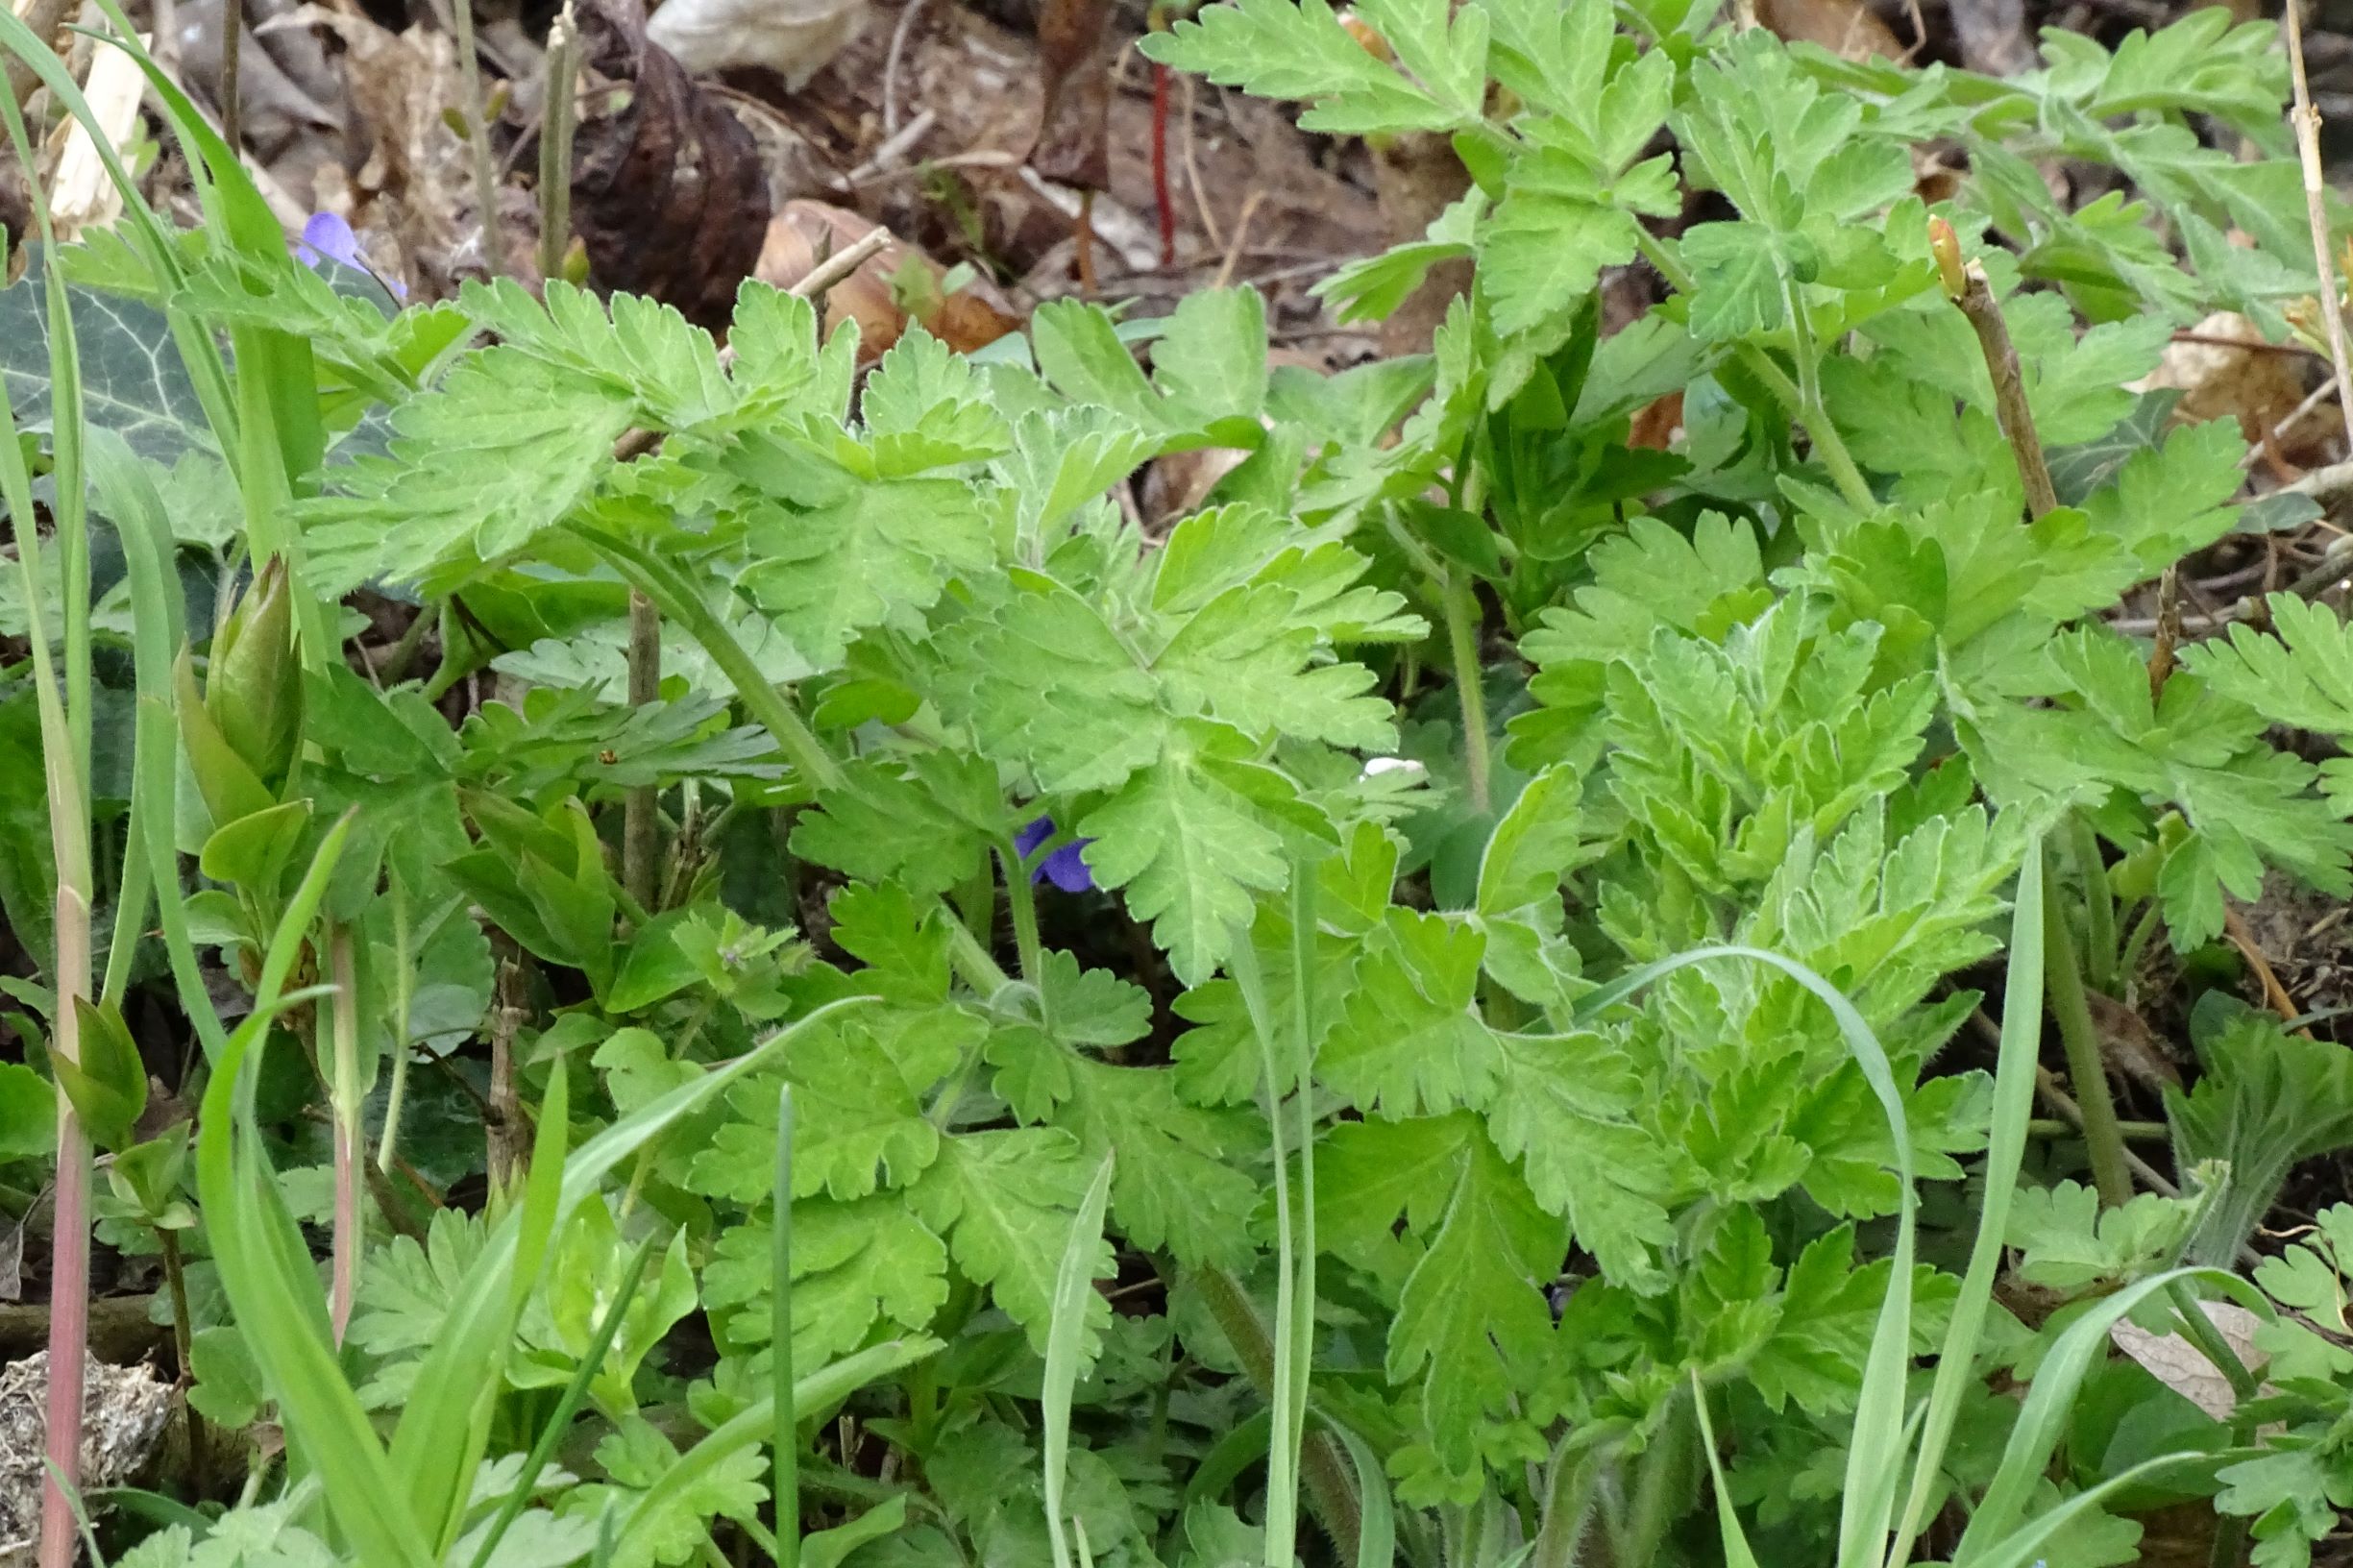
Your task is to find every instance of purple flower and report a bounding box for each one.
[293,212,405,298]
[1016,816,1095,893]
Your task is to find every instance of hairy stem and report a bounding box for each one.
[1441,575,1491,817]
[2044,863,2133,1209]
[998,839,1046,998]
[1189,1266,1361,1560]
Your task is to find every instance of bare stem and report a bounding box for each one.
[2043,864,2133,1209]
[537,4,578,282]
[623,589,661,913]
[447,0,504,276]
[39,889,91,1568]
[219,0,242,154]
[1932,221,2058,519]
[2287,0,2353,458]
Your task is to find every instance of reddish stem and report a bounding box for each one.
[40,900,92,1568]
[1151,62,1175,270]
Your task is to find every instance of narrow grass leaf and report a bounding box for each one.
[464,1231,659,1568]
[1044,1153,1116,1568]
[1890,845,2044,1567]
[1954,1265,2269,1562]
[1690,1373,1762,1568]
[616,1337,941,1561]
[1576,943,1914,1568]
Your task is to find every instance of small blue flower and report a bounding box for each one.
[1016,816,1095,893]
[293,212,405,297]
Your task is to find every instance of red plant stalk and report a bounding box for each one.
[40,887,92,1568]
[1151,62,1175,270]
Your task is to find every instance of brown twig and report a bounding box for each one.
[485,931,531,1194]
[882,0,930,137]
[1180,75,1222,254]
[3,0,77,116]
[2147,566,2182,702]
[1931,217,2057,519]
[1074,189,1098,295]
[2286,0,2353,460]
[1213,187,1264,292]
[219,0,242,154]
[2222,906,2313,1036]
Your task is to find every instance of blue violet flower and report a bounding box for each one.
[1016,816,1094,893]
[293,212,406,298]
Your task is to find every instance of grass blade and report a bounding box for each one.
[1888,845,2044,1566]
[1953,1265,2269,1563]
[617,1338,942,1561]
[775,1082,799,1568]
[463,1232,660,1568]
[1690,1373,1761,1568]
[1576,943,1916,1568]
[1324,1420,1393,1568]
[1043,1154,1115,1568]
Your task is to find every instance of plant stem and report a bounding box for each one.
[999,840,1045,996]
[1779,273,1875,512]
[1635,230,1875,511]
[40,890,91,1568]
[447,0,504,275]
[378,881,416,1175]
[622,590,661,914]
[1189,1266,1361,1560]
[537,4,577,282]
[2044,862,2133,1209]
[219,0,241,154]
[1440,574,1491,816]
[2066,815,2118,995]
[158,1226,206,1497]
[1227,930,1299,1568]
[938,903,1013,999]
[577,528,843,794]
[1932,222,2058,519]
[2286,0,2353,459]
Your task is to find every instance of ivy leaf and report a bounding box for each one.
[0,245,212,464]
